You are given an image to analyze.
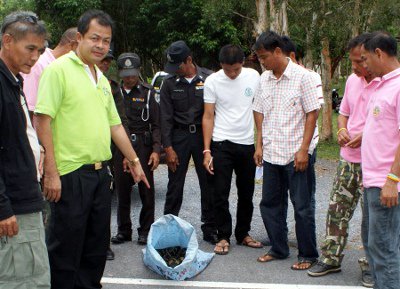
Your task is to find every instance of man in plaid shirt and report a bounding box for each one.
[252,31,320,270]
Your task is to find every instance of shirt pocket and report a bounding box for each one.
[371,99,395,120]
[132,100,146,112]
[283,92,303,113]
[171,90,188,112]
[194,86,204,97]
[261,93,273,113]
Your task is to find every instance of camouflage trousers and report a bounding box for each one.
[320,158,363,266]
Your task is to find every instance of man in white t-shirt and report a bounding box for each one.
[202,44,262,255]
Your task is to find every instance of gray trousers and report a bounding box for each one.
[0,212,50,289]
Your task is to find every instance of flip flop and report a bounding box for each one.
[291,259,317,270]
[239,235,263,248]
[214,240,230,255]
[257,253,277,263]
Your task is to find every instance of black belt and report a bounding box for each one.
[130,132,150,142]
[173,123,201,133]
[80,161,108,171]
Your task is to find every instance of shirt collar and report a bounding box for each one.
[67,51,104,81]
[175,65,206,83]
[382,67,400,82]
[0,60,24,88]
[268,57,293,80]
[363,75,381,88]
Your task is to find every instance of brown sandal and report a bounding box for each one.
[214,240,230,255]
[239,235,263,248]
[291,259,317,270]
[257,253,277,263]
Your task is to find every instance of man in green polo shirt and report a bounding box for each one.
[34,10,149,289]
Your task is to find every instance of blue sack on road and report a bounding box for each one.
[142,214,214,280]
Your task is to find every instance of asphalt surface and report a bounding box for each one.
[103,158,366,288]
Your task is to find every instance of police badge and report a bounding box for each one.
[125,58,132,68]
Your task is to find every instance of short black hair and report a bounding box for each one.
[1,11,46,41]
[253,30,284,52]
[77,9,114,36]
[362,31,397,57]
[218,44,245,65]
[295,45,304,62]
[281,35,296,56]
[347,33,371,51]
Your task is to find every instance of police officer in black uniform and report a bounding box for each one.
[161,40,217,244]
[111,53,160,245]
[98,50,125,261]
[99,50,130,134]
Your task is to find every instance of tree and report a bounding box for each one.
[35,0,101,44]
[0,0,35,19]
[269,0,288,35]
[254,0,268,36]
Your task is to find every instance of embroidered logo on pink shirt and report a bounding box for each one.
[373,106,380,117]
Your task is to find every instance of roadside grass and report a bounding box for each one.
[317,110,340,160]
[317,76,344,161]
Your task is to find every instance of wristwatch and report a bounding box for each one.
[129,157,140,166]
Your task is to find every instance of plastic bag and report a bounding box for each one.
[142,214,214,280]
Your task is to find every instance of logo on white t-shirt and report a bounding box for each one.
[244,87,254,97]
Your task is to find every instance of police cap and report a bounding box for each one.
[164,40,191,74]
[117,52,141,77]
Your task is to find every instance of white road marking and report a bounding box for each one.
[101,277,364,288]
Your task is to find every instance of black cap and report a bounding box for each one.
[103,49,114,60]
[164,40,191,74]
[117,52,141,77]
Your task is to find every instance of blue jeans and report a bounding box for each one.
[260,160,318,261]
[363,187,400,289]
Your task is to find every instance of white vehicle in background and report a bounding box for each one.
[151,71,168,103]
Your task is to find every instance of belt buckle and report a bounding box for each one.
[130,134,137,142]
[94,162,102,170]
[189,124,196,133]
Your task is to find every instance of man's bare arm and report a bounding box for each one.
[202,103,215,174]
[253,111,264,167]
[295,110,318,172]
[381,142,400,208]
[34,114,61,202]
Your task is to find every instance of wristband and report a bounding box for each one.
[387,173,400,183]
[203,149,211,154]
[336,128,347,136]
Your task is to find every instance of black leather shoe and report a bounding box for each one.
[111,233,132,244]
[106,247,115,261]
[137,235,147,245]
[203,233,218,244]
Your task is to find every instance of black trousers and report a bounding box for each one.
[47,164,111,289]
[163,127,216,235]
[113,135,155,237]
[211,141,256,243]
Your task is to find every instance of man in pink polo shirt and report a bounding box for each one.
[22,27,77,113]
[360,32,400,289]
[308,33,379,288]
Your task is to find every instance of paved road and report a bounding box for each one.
[103,158,366,288]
